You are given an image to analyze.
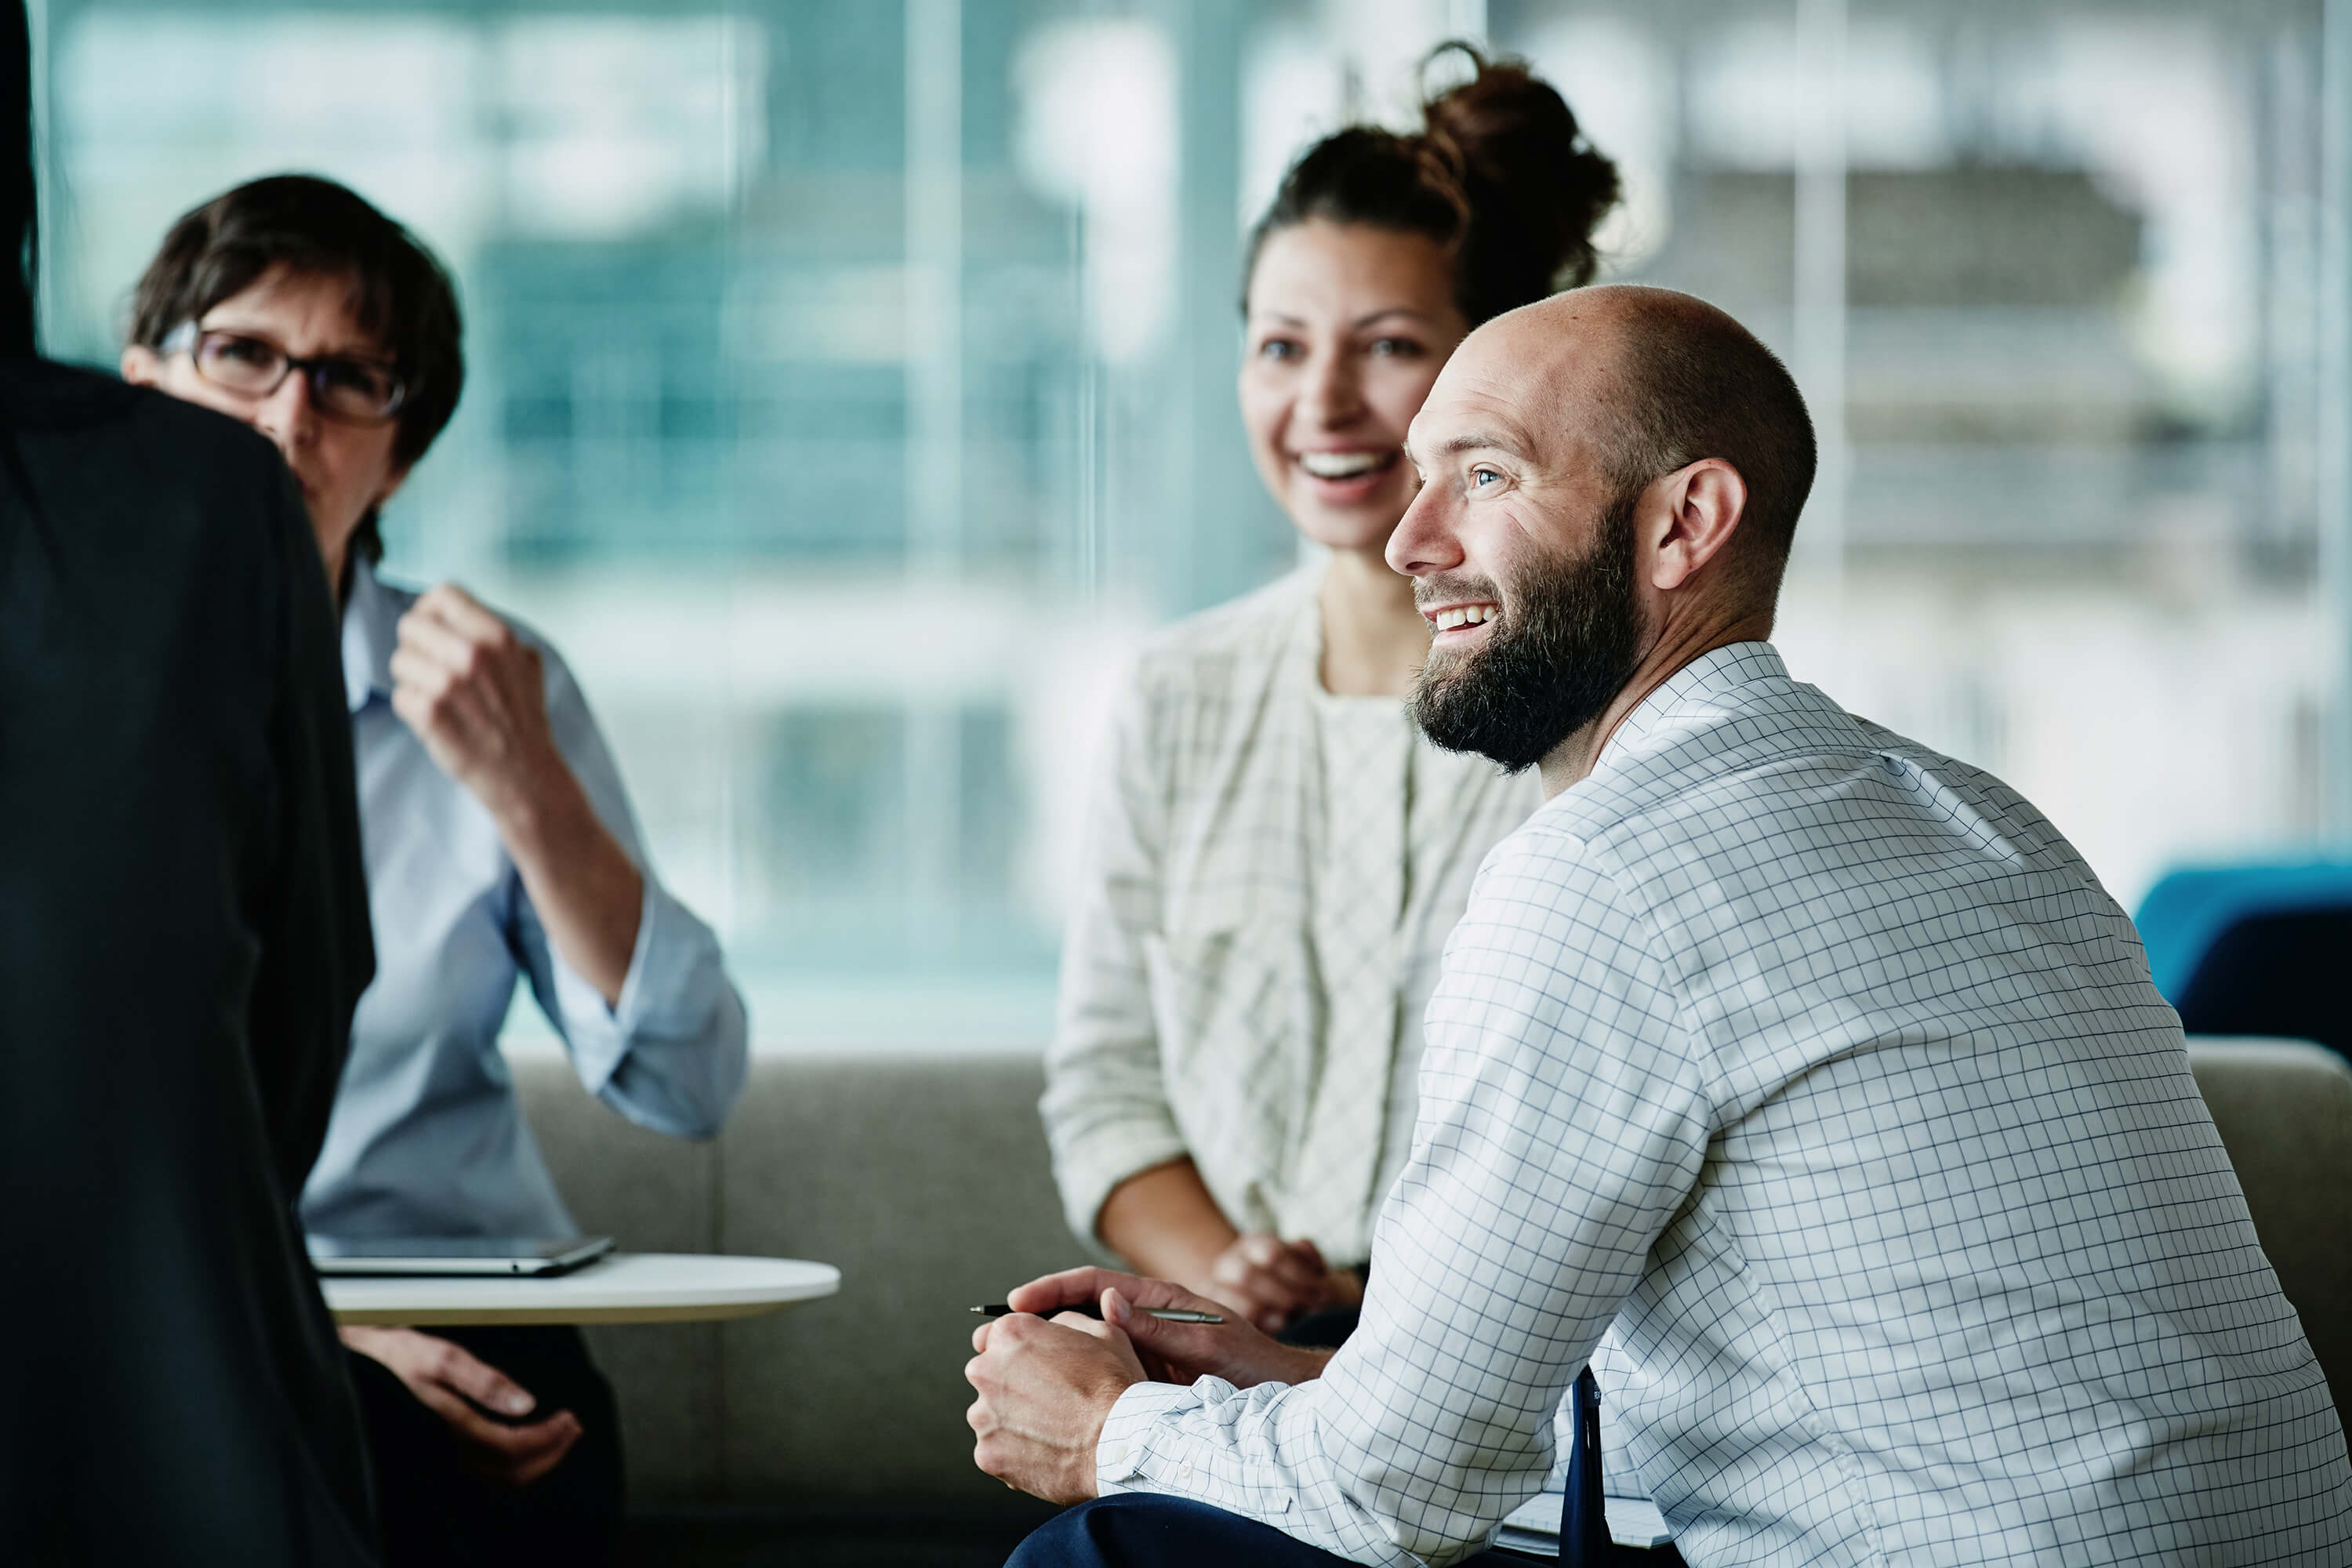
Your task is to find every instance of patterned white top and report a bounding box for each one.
[1098,642,2352,1566]
[1043,566,1541,1262]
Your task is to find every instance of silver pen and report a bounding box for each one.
[970,1302,1225,1323]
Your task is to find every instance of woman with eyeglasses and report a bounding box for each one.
[1041,49,1620,1345]
[123,174,748,1566]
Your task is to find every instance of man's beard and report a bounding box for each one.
[1410,489,1646,775]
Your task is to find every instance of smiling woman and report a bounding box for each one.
[1241,221,1459,573]
[1040,45,1621,1348]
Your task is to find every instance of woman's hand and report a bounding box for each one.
[339,1326,582,1486]
[1094,1163,1360,1334]
[388,583,564,826]
[388,581,644,1006]
[1198,1232,1359,1333]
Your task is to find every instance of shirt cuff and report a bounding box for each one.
[1096,1378,1204,1494]
[549,877,687,1087]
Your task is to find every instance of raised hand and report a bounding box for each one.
[387,580,644,1006]
[387,583,561,824]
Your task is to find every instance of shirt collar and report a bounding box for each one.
[341,556,398,713]
[1596,640,1788,772]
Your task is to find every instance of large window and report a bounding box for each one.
[38,0,2348,1046]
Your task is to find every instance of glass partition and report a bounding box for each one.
[35,0,2345,1046]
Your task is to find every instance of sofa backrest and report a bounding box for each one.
[518,1036,2351,1506]
[2185,1037,2352,1417]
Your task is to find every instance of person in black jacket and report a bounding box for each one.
[0,8,381,1563]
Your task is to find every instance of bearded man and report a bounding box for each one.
[964,286,2352,1567]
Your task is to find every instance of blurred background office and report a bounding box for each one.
[26,0,2352,1049]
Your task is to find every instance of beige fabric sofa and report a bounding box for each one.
[517,1050,1073,1510]
[514,1036,2351,1511]
[2184,1037,2352,1415]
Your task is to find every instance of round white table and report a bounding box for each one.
[324,1253,840,1327]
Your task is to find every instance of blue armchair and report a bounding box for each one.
[2134,860,2352,1060]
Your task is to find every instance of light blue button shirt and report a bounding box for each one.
[299,561,749,1239]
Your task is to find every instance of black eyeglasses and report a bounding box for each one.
[161,322,408,424]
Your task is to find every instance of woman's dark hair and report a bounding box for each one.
[127,173,463,565]
[1244,44,1621,328]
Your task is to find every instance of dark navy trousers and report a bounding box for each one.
[1008,1370,1687,1567]
[1007,1494,1468,1568]
[1005,1494,1686,1567]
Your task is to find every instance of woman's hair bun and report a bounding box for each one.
[1243,42,1621,326]
[1418,44,1621,303]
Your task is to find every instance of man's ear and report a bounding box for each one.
[120,345,163,388]
[1648,459,1747,593]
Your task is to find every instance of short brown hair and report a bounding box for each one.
[127,173,463,564]
[1597,289,1817,601]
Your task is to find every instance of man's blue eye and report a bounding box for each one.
[1259,339,1301,361]
[1471,469,1501,488]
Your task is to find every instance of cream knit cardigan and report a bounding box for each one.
[1041,565,1541,1261]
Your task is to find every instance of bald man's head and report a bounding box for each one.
[1522,285,1816,602]
[1388,285,1815,777]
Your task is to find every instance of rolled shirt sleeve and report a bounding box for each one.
[513,642,749,1140]
[1090,824,1714,1566]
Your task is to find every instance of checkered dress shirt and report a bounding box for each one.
[1097,642,2352,1566]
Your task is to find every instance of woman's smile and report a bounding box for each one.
[1292,445,1405,502]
